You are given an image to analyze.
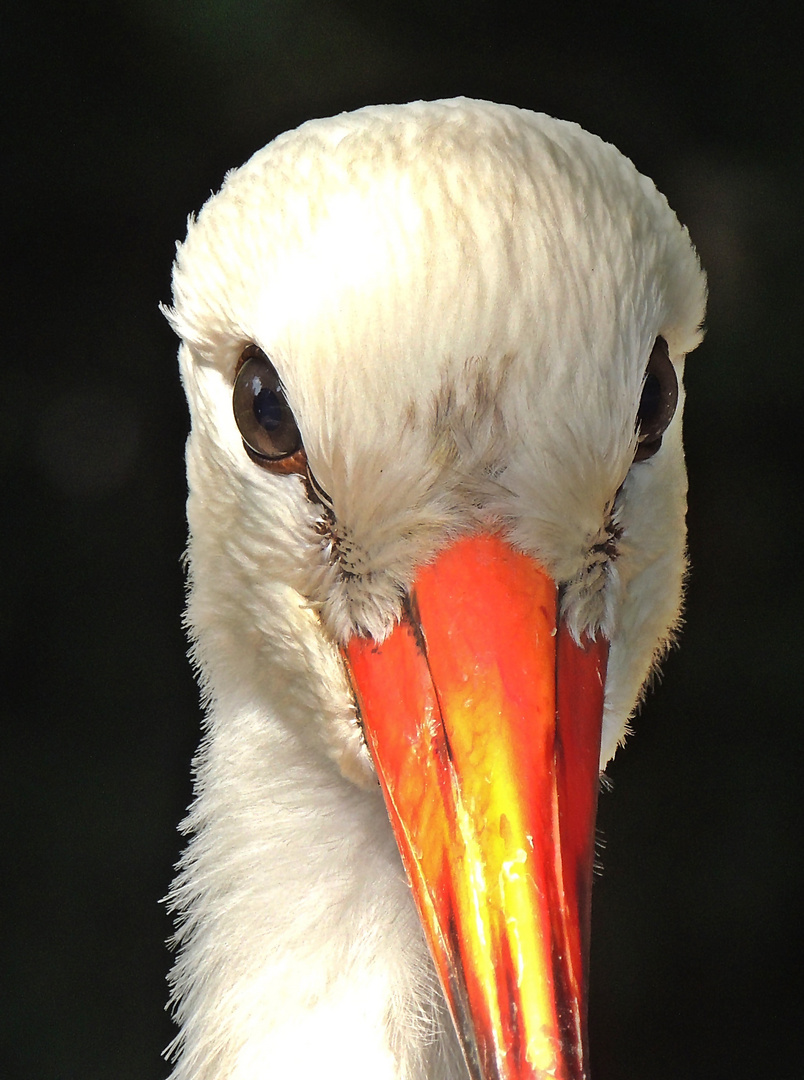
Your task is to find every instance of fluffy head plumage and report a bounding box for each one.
[169,97,704,768]
[165,99,705,1080]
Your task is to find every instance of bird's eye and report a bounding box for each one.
[634,337,678,462]
[233,347,303,462]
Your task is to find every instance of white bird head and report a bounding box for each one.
[165,99,706,1080]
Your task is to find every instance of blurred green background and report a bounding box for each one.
[3,2,801,1078]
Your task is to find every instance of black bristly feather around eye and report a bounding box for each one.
[634,337,678,462]
[233,347,302,461]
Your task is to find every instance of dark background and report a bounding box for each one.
[4,2,801,1078]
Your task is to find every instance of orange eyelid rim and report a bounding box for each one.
[242,441,308,475]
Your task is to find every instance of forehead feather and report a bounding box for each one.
[171,99,703,371]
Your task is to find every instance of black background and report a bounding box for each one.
[4,2,802,1078]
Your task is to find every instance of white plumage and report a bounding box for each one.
[164,98,706,1080]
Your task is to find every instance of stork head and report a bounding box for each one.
[167,99,705,1080]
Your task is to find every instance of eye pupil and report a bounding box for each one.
[638,371,661,427]
[253,386,283,431]
[233,348,302,461]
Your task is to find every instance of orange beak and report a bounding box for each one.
[342,532,607,1080]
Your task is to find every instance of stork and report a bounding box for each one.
[164,98,706,1080]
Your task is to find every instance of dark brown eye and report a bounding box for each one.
[634,336,678,462]
[233,347,302,462]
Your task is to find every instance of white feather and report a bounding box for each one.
[164,98,706,1079]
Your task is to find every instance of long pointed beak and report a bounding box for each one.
[342,532,607,1080]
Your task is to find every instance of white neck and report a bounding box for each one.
[166,680,465,1080]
